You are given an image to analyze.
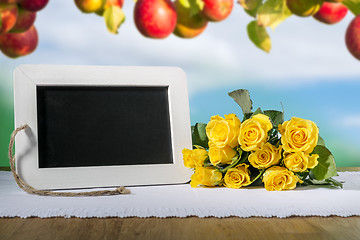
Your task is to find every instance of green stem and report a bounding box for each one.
[247,169,266,185]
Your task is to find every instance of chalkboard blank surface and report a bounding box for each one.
[37,86,173,168]
[15,65,192,189]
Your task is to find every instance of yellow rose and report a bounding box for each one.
[182,148,208,168]
[308,154,319,169]
[208,142,237,166]
[248,142,282,169]
[283,152,319,172]
[190,167,223,187]
[238,114,273,151]
[224,164,251,189]
[206,114,241,148]
[262,166,301,191]
[279,117,319,154]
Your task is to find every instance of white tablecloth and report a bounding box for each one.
[1,171,360,218]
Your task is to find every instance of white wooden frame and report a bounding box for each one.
[14,65,192,190]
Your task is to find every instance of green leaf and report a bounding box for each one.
[247,20,272,53]
[307,179,331,185]
[0,13,2,29]
[263,110,284,127]
[325,177,343,188]
[239,0,263,17]
[305,178,343,188]
[310,145,338,180]
[192,123,209,148]
[243,113,253,121]
[343,0,360,16]
[239,0,263,10]
[257,0,292,30]
[252,107,263,116]
[317,135,325,147]
[244,8,258,17]
[179,0,204,16]
[104,5,125,34]
[228,89,253,115]
[244,107,264,121]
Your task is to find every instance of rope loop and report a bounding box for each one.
[8,124,130,197]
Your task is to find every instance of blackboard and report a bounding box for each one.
[37,86,173,168]
[14,65,192,189]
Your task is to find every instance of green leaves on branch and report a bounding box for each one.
[257,0,292,30]
[238,0,263,17]
[192,123,209,148]
[241,0,292,52]
[247,21,272,53]
[343,0,360,16]
[104,5,125,34]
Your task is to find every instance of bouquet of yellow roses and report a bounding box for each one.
[183,89,342,191]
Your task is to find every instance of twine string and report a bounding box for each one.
[8,124,130,196]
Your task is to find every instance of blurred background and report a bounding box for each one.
[1,0,359,167]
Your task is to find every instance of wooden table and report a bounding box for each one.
[1,167,359,240]
[1,216,360,240]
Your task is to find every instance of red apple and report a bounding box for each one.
[75,0,105,13]
[134,0,177,38]
[0,0,18,3]
[201,0,233,22]
[286,0,322,17]
[96,0,124,15]
[345,15,360,61]
[10,6,36,32]
[173,0,207,38]
[0,3,18,34]
[313,2,348,24]
[0,25,38,58]
[18,0,49,12]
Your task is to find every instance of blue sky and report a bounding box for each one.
[0,0,360,166]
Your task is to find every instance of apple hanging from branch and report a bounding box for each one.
[173,0,208,38]
[286,0,322,17]
[1,0,360,61]
[0,0,49,58]
[313,2,348,24]
[0,3,18,34]
[201,0,233,21]
[346,15,360,60]
[134,0,177,38]
[74,0,105,13]
[18,0,49,12]
[10,6,36,32]
[0,25,38,57]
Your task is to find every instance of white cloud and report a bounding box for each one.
[341,115,360,128]
[1,0,360,96]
